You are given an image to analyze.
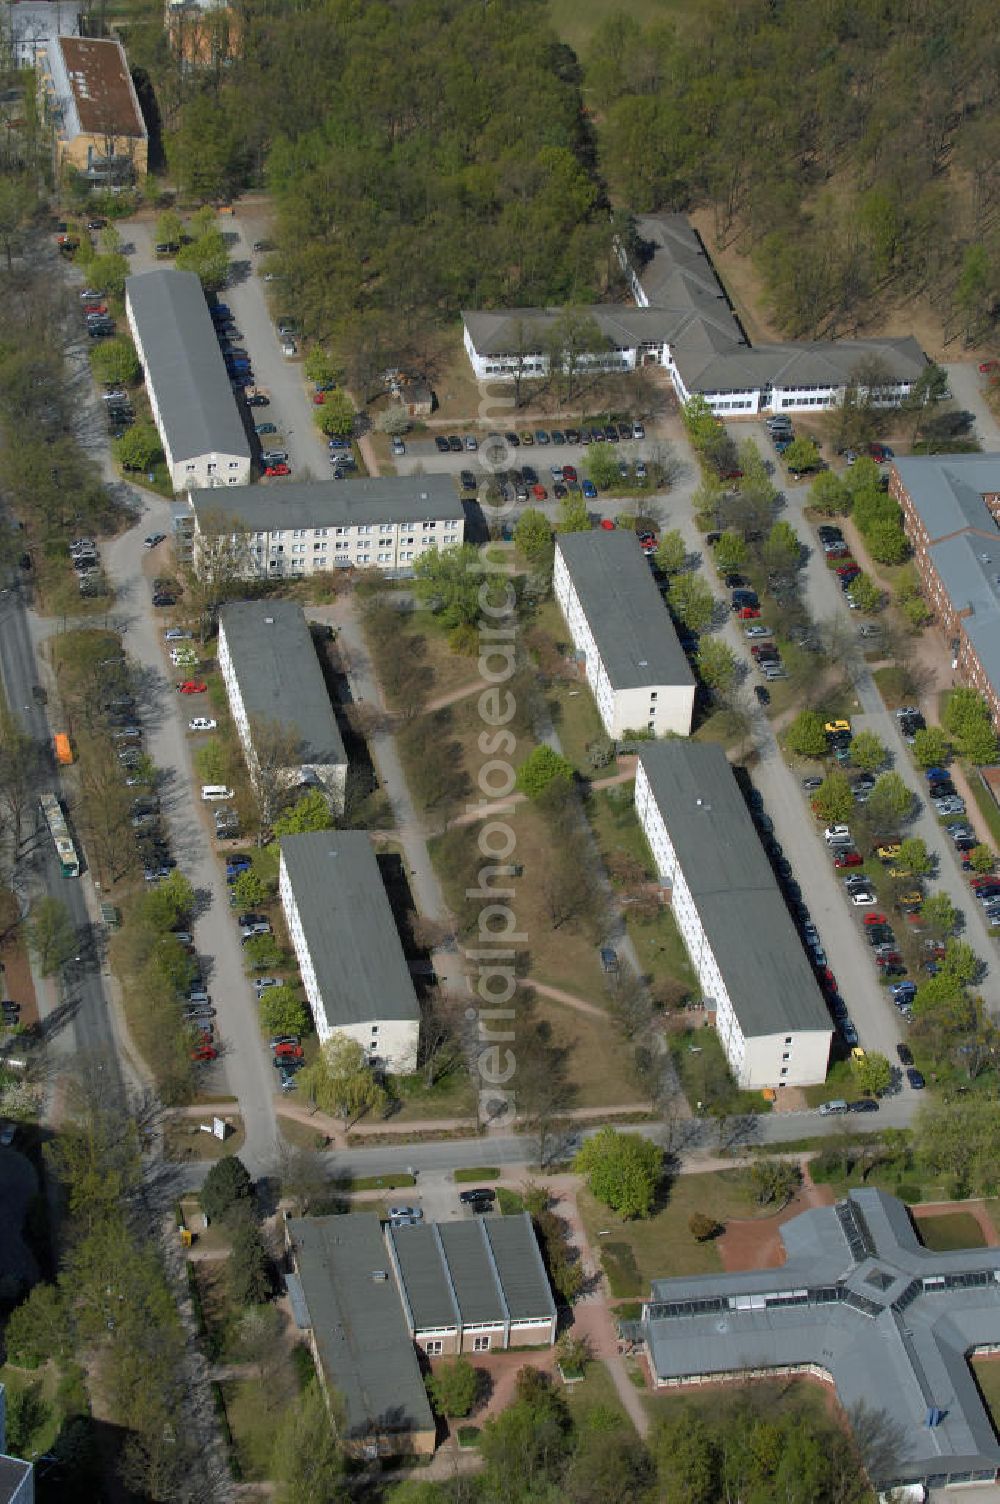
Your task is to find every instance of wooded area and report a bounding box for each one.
[586,0,1000,341]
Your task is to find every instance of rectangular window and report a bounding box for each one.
[425,1340,443,1356]
[472,1336,491,1352]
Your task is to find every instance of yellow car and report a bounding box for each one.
[899,890,923,907]
[877,844,901,861]
[851,1046,866,1062]
[825,719,852,735]
[887,867,911,879]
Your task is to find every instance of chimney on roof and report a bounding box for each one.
[264,615,274,624]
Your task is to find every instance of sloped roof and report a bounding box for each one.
[638,741,831,1041]
[644,1188,1000,1487]
[191,474,463,533]
[125,270,250,467]
[555,530,694,692]
[673,336,927,395]
[56,36,145,139]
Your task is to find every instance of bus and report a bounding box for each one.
[39,792,80,878]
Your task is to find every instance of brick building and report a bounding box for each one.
[891,455,1000,724]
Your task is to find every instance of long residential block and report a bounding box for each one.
[187,475,465,578]
[125,269,252,492]
[891,453,1000,727]
[635,741,831,1090]
[553,530,695,738]
[278,831,420,1072]
[217,601,347,815]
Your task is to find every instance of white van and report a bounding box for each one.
[819,1099,849,1116]
[201,785,234,801]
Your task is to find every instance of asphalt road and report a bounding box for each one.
[0,586,126,1096]
[101,504,281,1170]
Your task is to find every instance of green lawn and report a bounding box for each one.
[972,1356,1000,1432]
[547,679,607,775]
[391,1067,476,1122]
[641,1373,836,1430]
[577,1170,762,1293]
[563,1360,632,1429]
[961,763,1000,848]
[222,1375,295,1480]
[0,1363,63,1460]
[916,1211,986,1251]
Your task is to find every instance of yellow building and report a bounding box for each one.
[42,36,147,186]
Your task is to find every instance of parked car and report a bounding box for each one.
[176,680,207,695]
[189,717,217,732]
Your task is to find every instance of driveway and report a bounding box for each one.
[121,211,330,482]
[102,510,280,1174]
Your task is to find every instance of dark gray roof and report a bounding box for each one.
[218,600,346,771]
[435,1222,506,1325]
[638,741,830,1039]
[125,270,250,466]
[672,335,926,395]
[462,303,734,359]
[556,530,695,691]
[278,832,420,1029]
[388,1223,462,1331]
[190,474,464,532]
[286,1215,433,1443]
[643,1189,1000,1487]
[0,1456,30,1504]
[388,1214,556,1332]
[482,1214,557,1323]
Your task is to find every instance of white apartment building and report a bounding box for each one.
[462,213,926,417]
[217,601,347,815]
[553,531,695,738]
[125,270,251,492]
[188,475,465,578]
[635,742,832,1090]
[278,831,420,1073]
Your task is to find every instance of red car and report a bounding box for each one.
[191,1044,218,1062]
[176,680,207,695]
[531,484,547,500]
[312,391,326,404]
[737,604,761,619]
[818,968,837,993]
[835,562,859,577]
[600,519,615,531]
[834,850,863,868]
[563,465,577,482]
[979,360,999,375]
[862,913,888,926]
[273,1043,304,1060]
[84,302,108,316]
[264,463,290,477]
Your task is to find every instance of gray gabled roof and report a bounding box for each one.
[672,335,927,396]
[895,455,1000,703]
[556,530,695,692]
[286,1215,433,1443]
[643,1188,1000,1487]
[638,741,831,1040]
[435,1222,507,1325]
[481,1214,557,1323]
[278,832,420,1030]
[125,270,251,466]
[894,454,1000,541]
[218,600,346,771]
[190,474,464,533]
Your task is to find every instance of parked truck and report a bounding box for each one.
[53,732,73,766]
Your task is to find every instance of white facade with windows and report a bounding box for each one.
[125,270,251,493]
[278,832,420,1073]
[463,213,925,417]
[635,744,832,1091]
[553,532,695,739]
[190,476,464,579]
[217,602,347,815]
